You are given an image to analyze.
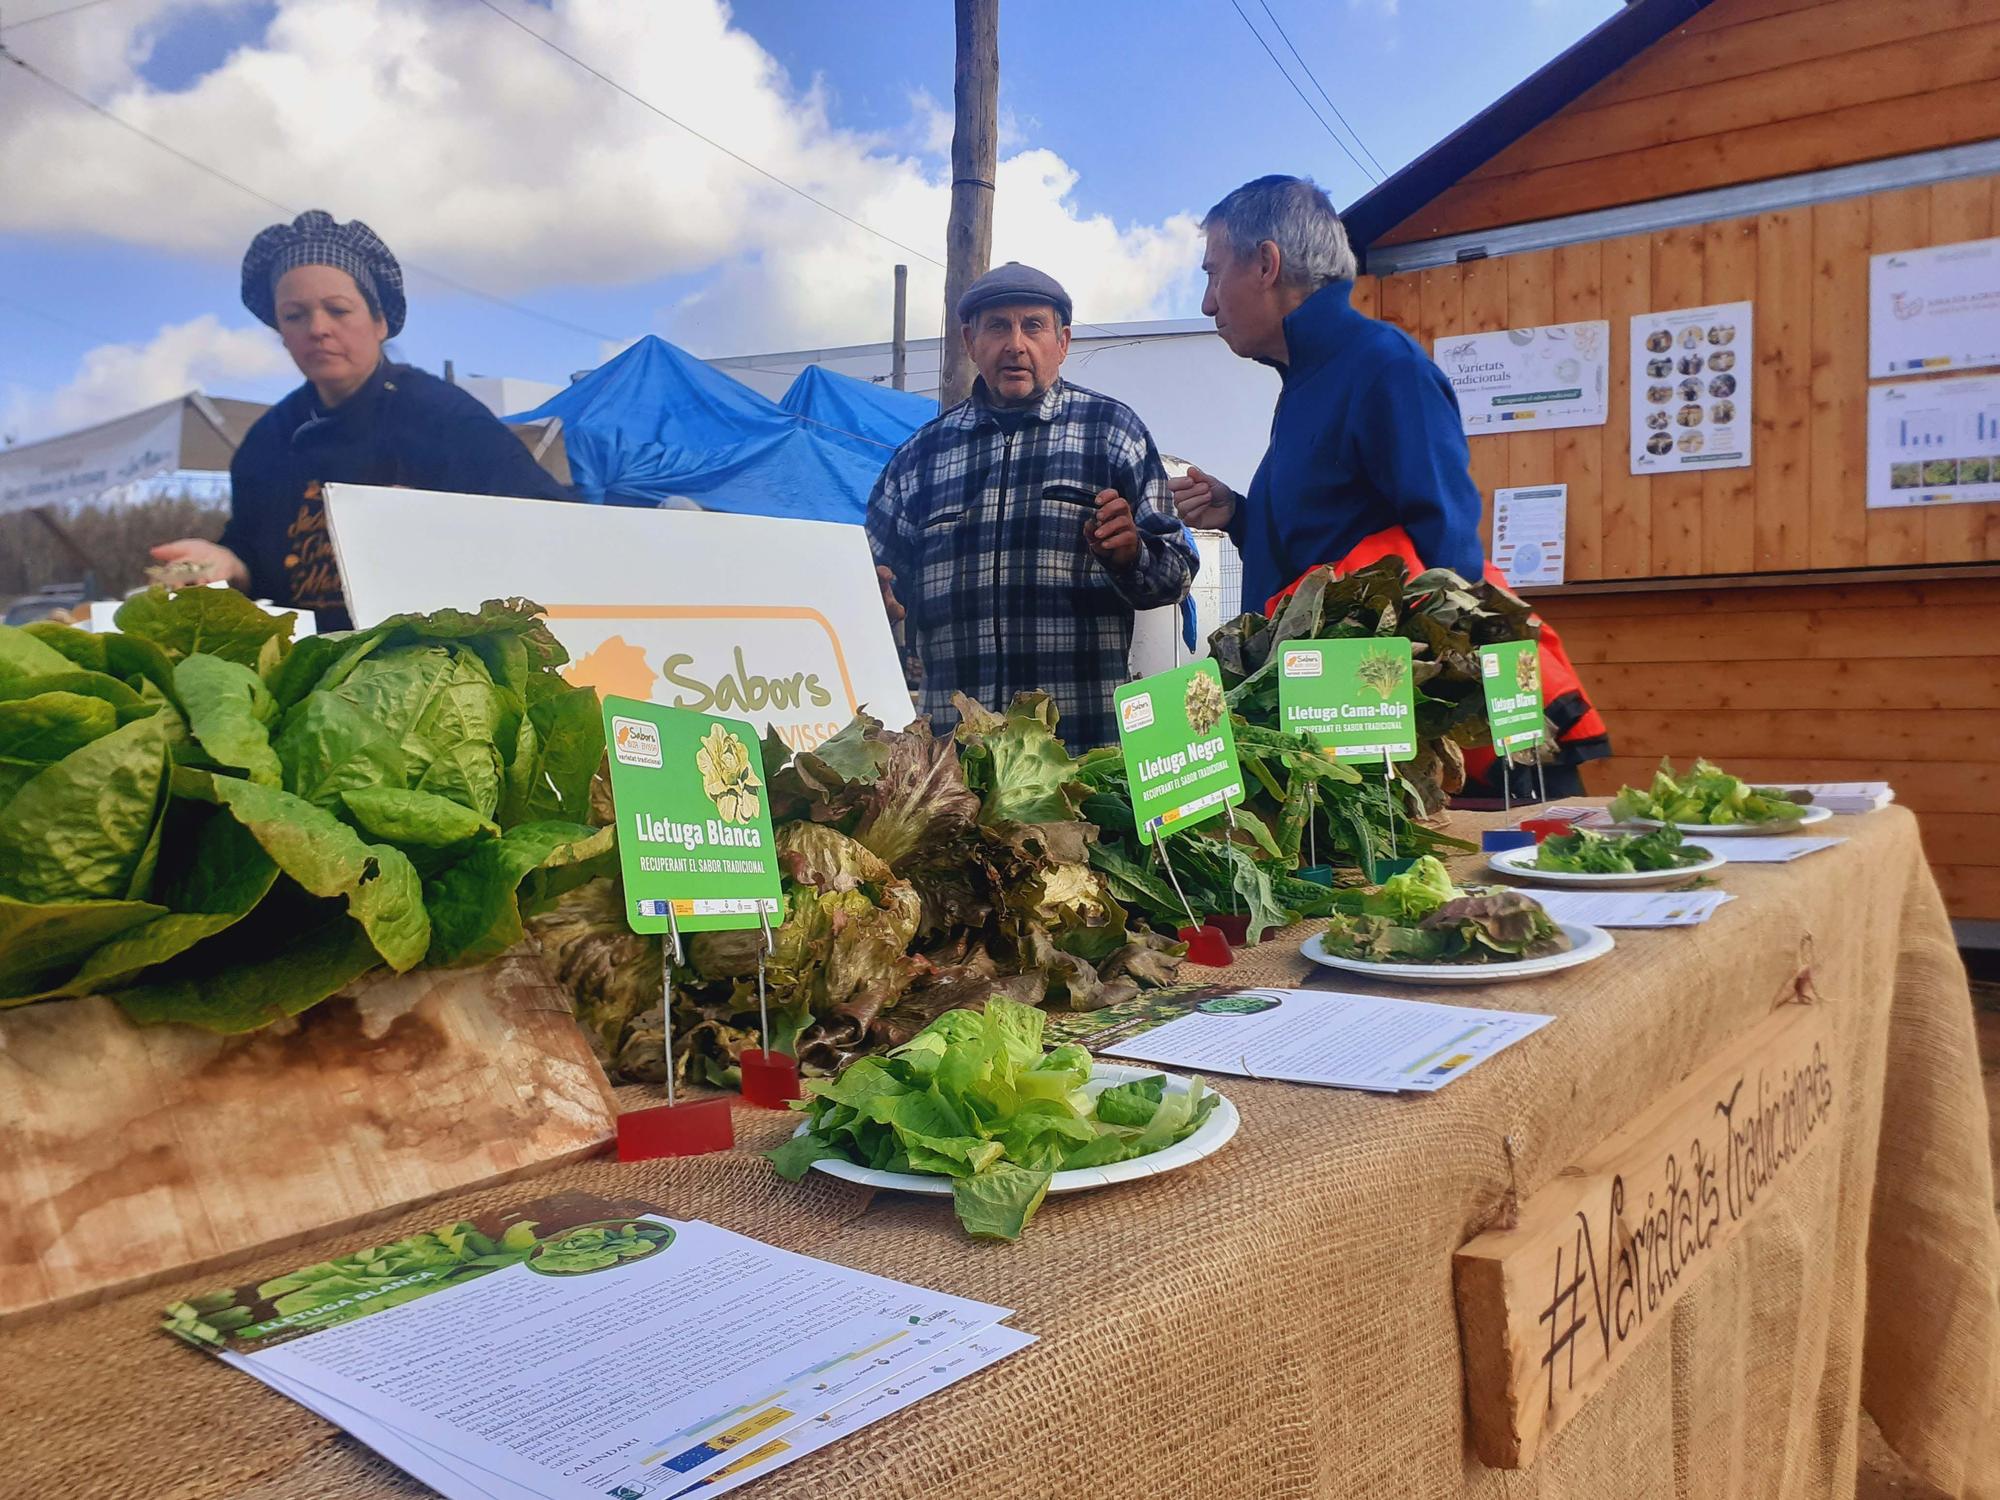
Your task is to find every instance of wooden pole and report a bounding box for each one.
[891,264,909,391]
[939,0,997,409]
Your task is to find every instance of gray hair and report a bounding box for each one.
[1201,175,1356,288]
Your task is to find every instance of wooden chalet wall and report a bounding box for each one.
[1380,0,2000,244]
[1345,0,2000,921]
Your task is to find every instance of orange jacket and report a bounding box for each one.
[1263,528,1609,792]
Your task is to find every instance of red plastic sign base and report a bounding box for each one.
[1209,912,1253,947]
[616,1097,735,1161]
[1177,924,1234,967]
[1520,816,1581,844]
[739,1049,803,1110]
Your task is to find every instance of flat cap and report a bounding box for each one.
[955,261,1072,327]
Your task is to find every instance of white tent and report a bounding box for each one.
[0,391,269,515]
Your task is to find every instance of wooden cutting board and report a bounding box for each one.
[0,949,618,1323]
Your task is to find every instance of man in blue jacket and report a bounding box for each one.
[1170,175,1485,612]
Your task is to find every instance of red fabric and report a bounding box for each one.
[1264,528,1608,778]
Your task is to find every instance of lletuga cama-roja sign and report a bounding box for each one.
[1454,1001,1836,1468]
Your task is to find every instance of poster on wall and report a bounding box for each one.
[1433,322,1608,435]
[1490,484,1567,589]
[1869,237,2000,377]
[1866,375,2000,510]
[1628,301,1753,475]
[323,485,916,752]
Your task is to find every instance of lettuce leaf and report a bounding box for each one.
[114,586,295,667]
[0,892,166,1002]
[174,654,281,787]
[0,711,171,903]
[424,821,614,967]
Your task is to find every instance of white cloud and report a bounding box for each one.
[0,0,1204,358]
[0,314,294,441]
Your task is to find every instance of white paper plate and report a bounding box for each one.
[1298,920,1614,986]
[1628,804,1832,836]
[1486,842,1725,888]
[796,1064,1240,1195]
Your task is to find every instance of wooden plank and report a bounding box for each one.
[1581,656,2000,712]
[1866,188,1934,566]
[1918,814,2000,868]
[1350,274,1381,320]
[1507,251,1560,511]
[1468,17,2000,180]
[1581,758,2000,817]
[1701,216,1759,575]
[1551,241,1605,582]
[1457,259,1512,547]
[1554,604,2000,662]
[1377,270,1421,342]
[1681,0,1852,35]
[1809,196,1871,568]
[1924,177,1998,564]
[1935,864,2000,920]
[1753,209,1814,571]
[1598,234,1653,579]
[1650,226,1706,576]
[1456,1003,1836,1469]
[0,954,618,1322]
[1535,575,2000,620]
[1584,0,2000,111]
[1391,79,2000,243]
[1594,708,1996,764]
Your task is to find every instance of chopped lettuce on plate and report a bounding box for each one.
[768,997,1218,1241]
[1608,758,1809,827]
[1316,855,1569,965]
[1533,824,1713,874]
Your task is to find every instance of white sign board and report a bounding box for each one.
[324,485,914,751]
[1490,484,1567,588]
[1869,237,2000,377]
[0,397,183,514]
[1866,375,2000,510]
[1433,322,1608,435]
[1629,301,1753,475]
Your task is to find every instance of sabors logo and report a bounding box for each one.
[611,716,664,768]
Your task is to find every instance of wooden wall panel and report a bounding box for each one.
[1542,576,2000,920]
[1367,174,2000,582]
[1377,0,2000,244]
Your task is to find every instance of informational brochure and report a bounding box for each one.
[1490,484,1567,588]
[1098,987,1553,1094]
[1711,836,1846,864]
[1629,301,1753,475]
[1866,375,2000,510]
[1869,236,2000,377]
[1756,781,1894,814]
[164,1194,1024,1500]
[1523,888,1734,929]
[1433,321,1609,435]
[1532,805,1615,828]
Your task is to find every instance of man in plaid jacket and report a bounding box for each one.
[867,262,1197,751]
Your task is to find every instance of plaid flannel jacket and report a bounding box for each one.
[866,379,1197,750]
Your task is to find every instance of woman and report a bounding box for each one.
[152,210,570,631]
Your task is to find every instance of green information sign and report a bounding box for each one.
[1114,661,1245,847]
[599,695,784,935]
[1477,642,1546,754]
[1275,637,1418,761]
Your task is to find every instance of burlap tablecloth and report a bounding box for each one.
[5,807,1996,1499]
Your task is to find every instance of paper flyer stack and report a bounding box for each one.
[163,1191,1032,1500]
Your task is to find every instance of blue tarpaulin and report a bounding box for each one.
[505,336,890,522]
[779,366,935,458]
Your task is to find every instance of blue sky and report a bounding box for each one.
[0,0,1618,443]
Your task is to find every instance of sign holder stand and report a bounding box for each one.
[739,904,802,1109]
[617,905,736,1161]
[1157,835,1233,967]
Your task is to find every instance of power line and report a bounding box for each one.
[0,290,123,343]
[0,42,622,344]
[1223,0,1378,191]
[0,0,120,34]
[1254,0,1386,179]
[469,0,947,272]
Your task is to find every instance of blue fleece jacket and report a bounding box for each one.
[1227,279,1485,612]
